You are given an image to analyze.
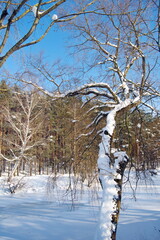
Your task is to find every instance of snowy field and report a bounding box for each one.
[0,170,160,240]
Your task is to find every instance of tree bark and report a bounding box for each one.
[111,154,129,240]
[97,107,130,240]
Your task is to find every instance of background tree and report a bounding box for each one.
[0,80,11,176]
[0,90,46,181]
[114,109,160,171]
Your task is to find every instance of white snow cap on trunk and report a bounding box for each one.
[114,151,128,169]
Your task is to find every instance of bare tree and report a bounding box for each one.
[0,91,45,181]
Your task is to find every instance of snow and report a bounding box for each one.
[114,151,128,170]
[32,6,44,17]
[137,123,141,128]
[32,6,37,17]
[71,119,78,123]
[117,170,160,240]
[121,81,129,96]
[95,175,117,240]
[52,14,58,21]
[0,171,160,240]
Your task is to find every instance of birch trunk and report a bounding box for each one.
[8,160,21,182]
[97,105,130,240]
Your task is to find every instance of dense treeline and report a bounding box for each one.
[114,110,160,171]
[0,81,159,179]
[0,81,100,180]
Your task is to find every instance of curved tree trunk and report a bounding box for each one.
[97,107,129,240]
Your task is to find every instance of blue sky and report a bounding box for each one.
[0,0,76,75]
[2,25,72,75]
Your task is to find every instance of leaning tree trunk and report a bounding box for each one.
[97,108,129,240]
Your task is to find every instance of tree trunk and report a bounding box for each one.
[8,160,20,182]
[97,109,129,240]
[110,153,129,240]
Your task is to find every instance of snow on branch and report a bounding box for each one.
[32,6,37,16]
[62,82,120,103]
[76,129,95,140]
[32,6,58,20]
[85,104,114,114]
[52,14,58,20]
[114,151,129,170]
[141,102,159,113]
[86,111,109,129]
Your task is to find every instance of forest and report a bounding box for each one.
[0,80,159,179]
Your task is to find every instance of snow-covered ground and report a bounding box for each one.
[117,170,160,240]
[0,171,160,240]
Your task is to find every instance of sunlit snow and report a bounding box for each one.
[0,171,160,240]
